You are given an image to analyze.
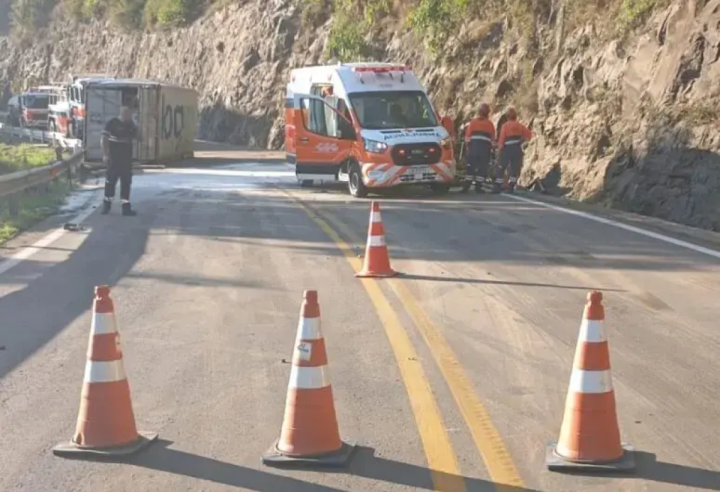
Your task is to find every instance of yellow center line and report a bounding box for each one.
[296,197,527,490]
[286,194,466,492]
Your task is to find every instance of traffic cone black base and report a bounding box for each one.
[545,441,636,472]
[53,431,158,459]
[262,440,356,468]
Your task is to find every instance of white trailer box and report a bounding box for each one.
[157,84,197,161]
[84,79,198,164]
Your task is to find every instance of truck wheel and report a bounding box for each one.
[300,180,313,188]
[348,163,368,198]
[430,183,450,195]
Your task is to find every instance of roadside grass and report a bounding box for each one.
[0,143,57,175]
[0,180,74,245]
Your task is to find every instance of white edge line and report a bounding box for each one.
[505,194,720,260]
[0,190,103,276]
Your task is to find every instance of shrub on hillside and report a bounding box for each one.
[144,0,198,27]
[325,0,389,61]
[109,0,145,29]
[619,0,670,31]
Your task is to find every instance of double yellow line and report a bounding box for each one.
[285,190,525,491]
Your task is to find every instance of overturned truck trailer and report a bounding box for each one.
[83,79,198,164]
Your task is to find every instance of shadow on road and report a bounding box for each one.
[557,451,720,491]
[0,205,150,379]
[399,273,626,293]
[301,190,720,273]
[124,440,541,492]
[632,451,720,491]
[124,270,268,289]
[124,439,346,491]
[348,446,540,491]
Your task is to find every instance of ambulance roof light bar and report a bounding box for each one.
[351,65,410,73]
[352,65,411,84]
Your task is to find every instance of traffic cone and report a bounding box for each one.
[356,201,398,278]
[262,290,355,467]
[53,285,158,458]
[546,291,635,472]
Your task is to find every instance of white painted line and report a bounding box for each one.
[0,190,102,276]
[506,194,720,260]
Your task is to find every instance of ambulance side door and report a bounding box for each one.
[293,94,354,179]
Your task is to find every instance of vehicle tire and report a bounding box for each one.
[348,162,368,198]
[430,183,450,195]
[300,180,313,188]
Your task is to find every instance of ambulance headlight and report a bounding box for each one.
[363,138,388,154]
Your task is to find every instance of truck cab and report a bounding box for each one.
[19,91,50,129]
[67,74,114,139]
[285,63,456,197]
[40,84,72,136]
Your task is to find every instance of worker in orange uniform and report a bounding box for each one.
[462,103,496,193]
[496,107,532,193]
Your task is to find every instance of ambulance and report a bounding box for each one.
[285,63,456,197]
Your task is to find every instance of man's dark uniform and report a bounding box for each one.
[102,117,137,216]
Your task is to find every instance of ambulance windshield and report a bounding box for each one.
[348,91,438,130]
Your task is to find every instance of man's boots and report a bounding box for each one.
[121,202,137,216]
[101,199,112,215]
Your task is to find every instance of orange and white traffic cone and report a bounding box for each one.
[356,201,398,278]
[546,291,635,471]
[263,290,355,467]
[53,285,158,458]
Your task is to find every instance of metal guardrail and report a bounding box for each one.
[0,122,85,218]
[0,122,83,151]
[0,152,83,200]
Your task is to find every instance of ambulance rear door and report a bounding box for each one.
[292,94,355,183]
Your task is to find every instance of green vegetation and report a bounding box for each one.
[0,180,73,245]
[407,0,469,56]
[10,0,673,42]
[0,144,57,176]
[618,0,670,31]
[323,0,390,60]
[0,144,72,244]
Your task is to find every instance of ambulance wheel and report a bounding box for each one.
[430,183,450,195]
[348,163,368,198]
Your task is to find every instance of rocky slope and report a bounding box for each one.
[1,0,719,230]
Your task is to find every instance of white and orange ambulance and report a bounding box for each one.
[285,63,456,197]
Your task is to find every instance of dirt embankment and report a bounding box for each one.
[1,0,719,230]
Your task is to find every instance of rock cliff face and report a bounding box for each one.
[1,0,719,230]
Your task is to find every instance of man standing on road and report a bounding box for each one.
[101,106,137,216]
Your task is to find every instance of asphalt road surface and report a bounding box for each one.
[1,149,719,492]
